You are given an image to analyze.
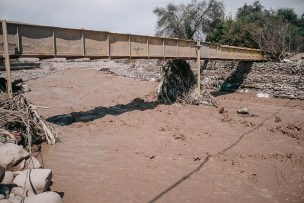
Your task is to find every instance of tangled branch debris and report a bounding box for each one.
[177,87,219,107]
[0,93,58,147]
[158,59,218,106]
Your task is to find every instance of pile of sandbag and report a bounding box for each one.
[0,143,63,203]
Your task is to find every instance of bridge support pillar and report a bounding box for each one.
[196,41,201,95]
[2,20,13,99]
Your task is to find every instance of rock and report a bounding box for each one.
[202,61,304,100]
[0,199,10,203]
[23,192,62,203]
[237,107,249,114]
[21,84,31,92]
[13,169,52,194]
[11,186,35,197]
[0,143,30,169]
[274,116,282,123]
[256,92,269,98]
[282,58,292,63]
[218,107,225,114]
[2,172,14,184]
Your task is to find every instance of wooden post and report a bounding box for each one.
[81,30,85,56]
[162,39,165,59]
[176,40,178,57]
[128,35,131,58]
[146,37,149,58]
[108,33,111,59]
[16,24,20,53]
[52,28,56,57]
[2,20,13,98]
[196,41,201,95]
[188,41,190,59]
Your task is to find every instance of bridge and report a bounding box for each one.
[1,20,264,98]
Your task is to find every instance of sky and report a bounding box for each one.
[0,0,303,36]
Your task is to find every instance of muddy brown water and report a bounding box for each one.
[25,69,304,203]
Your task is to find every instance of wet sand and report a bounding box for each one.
[25,68,304,203]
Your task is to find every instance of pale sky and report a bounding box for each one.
[0,0,303,35]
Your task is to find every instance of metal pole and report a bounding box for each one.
[2,20,13,98]
[196,41,201,95]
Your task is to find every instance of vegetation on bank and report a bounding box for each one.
[154,0,304,60]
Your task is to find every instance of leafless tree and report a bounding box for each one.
[251,17,289,60]
[153,0,224,40]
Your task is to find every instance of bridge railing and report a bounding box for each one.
[1,20,263,61]
[0,20,264,98]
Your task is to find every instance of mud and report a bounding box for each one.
[23,68,304,203]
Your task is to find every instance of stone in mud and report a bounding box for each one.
[0,144,30,169]
[237,107,249,114]
[218,107,225,114]
[13,169,52,194]
[23,192,62,203]
[274,116,282,123]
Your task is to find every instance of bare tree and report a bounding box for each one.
[153,0,224,40]
[251,17,289,60]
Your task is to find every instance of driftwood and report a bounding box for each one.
[158,59,218,106]
[177,87,218,107]
[0,93,58,146]
[158,59,195,103]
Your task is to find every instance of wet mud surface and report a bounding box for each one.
[24,68,304,203]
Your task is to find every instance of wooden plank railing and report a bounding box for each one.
[0,20,265,98]
[0,20,264,61]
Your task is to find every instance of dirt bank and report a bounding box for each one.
[23,68,304,203]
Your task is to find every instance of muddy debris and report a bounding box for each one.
[276,121,304,140]
[0,93,58,146]
[157,59,218,106]
[274,116,282,123]
[218,107,225,114]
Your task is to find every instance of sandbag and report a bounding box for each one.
[0,144,30,169]
[7,195,21,203]
[1,171,14,184]
[23,192,62,203]
[13,169,52,194]
[24,157,42,169]
[11,186,35,197]
[0,167,4,183]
